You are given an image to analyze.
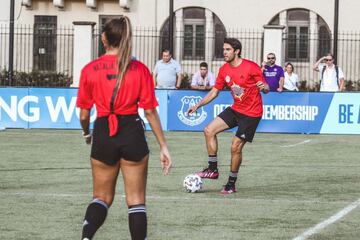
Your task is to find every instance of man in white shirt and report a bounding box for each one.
[190,62,215,90]
[313,53,345,92]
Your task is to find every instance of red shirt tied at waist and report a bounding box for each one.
[76,54,158,136]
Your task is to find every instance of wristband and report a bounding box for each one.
[82,132,92,138]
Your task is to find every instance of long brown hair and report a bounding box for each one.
[102,16,132,111]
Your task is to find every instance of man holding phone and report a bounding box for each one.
[261,53,284,92]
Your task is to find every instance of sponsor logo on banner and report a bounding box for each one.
[262,105,318,121]
[177,96,207,126]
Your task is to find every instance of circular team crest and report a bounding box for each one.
[177,96,207,126]
[225,75,231,83]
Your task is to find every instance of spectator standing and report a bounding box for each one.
[261,53,284,92]
[153,49,182,89]
[313,53,345,92]
[283,62,299,91]
[191,62,215,90]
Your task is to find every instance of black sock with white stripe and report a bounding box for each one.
[82,198,108,240]
[208,155,218,170]
[228,171,238,186]
[128,204,147,240]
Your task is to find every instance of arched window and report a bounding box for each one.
[159,20,170,57]
[286,9,310,61]
[271,9,331,62]
[318,16,331,58]
[214,15,226,59]
[269,15,279,25]
[183,7,205,59]
[159,8,226,60]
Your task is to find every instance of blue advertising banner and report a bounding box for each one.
[28,88,91,129]
[258,92,334,133]
[0,88,29,129]
[0,88,168,130]
[167,90,233,131]
[168,91,359,134]
[258,92,311,133]
[320,93,360,134]
[1,88,359,134]
[139,90,168,130]
[307,92,334,133]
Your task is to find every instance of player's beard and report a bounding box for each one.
[224,54,235,63]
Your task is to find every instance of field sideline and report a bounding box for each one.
[0,129,359,239]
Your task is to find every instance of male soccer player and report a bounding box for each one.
[188,38,269,194]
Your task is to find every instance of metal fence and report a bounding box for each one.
[0,24,73,87]
[338,32,360,90]
[180,28,264,82]
[1,24,360,90]
[283,30,360,91]
[93,27,161,73]
[93,27,263,88]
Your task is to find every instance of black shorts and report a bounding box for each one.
[91,114,149,165]
[218,107,261,142]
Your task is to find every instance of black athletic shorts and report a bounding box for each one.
[218,107,261,142]
[91,114,149,165]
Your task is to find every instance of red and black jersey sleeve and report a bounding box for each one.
[250,62,266,85]
[214,65,226,90]
[76,67,94,109]
[138,64,158,110]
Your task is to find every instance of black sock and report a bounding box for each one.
[228,171,238,186]
[82,199,108,240]
[208,155,218,170]
[128,204,147,240]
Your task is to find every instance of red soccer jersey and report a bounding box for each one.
[76,54,158,119]
[214,59,266,117]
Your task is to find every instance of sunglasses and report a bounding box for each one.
[267,57,275,60]
[325,59,333,61]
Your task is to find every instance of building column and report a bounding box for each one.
[309,11,318,88]
[174,9,183,61]
[205,9,214,64]
[279,11,287,26]
[263,25,286,65]
[72,21,96,87]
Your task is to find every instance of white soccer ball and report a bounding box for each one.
[183,174,203,193]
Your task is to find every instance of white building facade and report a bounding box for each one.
[1,0,359,89]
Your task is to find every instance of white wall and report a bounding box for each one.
[0,0,11,23]
[13,0,156,27]
[3,0,360,85]
[169,0,336,30]
[10,0,358,32]
[339,0,360,31]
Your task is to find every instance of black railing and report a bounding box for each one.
[283,31,360,91]
[93,27,263,87]
[0,24,73,87]
[1,24,360,91]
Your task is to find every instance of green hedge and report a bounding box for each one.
[1,69,358,91]
[0,70,72,87]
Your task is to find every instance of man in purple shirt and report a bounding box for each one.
[261,53,284,92]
